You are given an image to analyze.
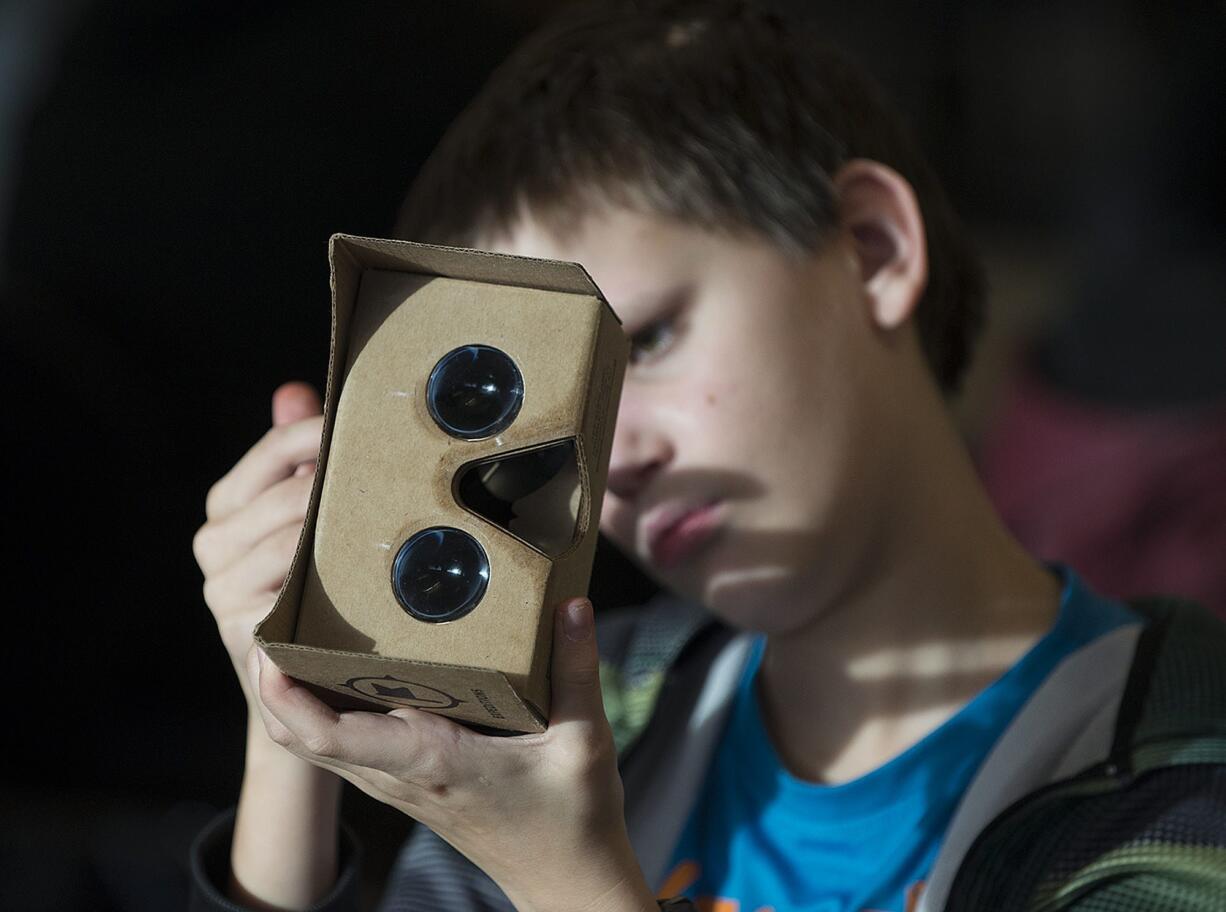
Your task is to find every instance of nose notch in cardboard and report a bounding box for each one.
[452,436,586,559]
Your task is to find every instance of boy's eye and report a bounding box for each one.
[628,317,677,365]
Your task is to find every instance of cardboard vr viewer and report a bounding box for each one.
[256,234,628,733]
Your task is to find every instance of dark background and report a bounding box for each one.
[2,1,1223,909]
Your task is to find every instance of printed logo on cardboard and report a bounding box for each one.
[342,674,465,710]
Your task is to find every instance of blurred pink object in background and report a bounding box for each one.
[978,368,1226,618]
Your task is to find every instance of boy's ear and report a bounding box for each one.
[832,159,928,330]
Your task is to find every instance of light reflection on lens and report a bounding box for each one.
[426,345,523,439]
[391,527,490,622]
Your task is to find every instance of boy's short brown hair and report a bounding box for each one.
[395,0,985,392]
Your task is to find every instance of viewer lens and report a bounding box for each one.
[392,527,490,622]
[427,345,524,439]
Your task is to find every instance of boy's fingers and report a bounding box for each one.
[245,649,376,789]
[547,598,605,725]
[273,383,323,478]
[201,520,303,611]
[273,381,323,427]
[195,473,312,575]
[245,645,297,746]
[253,646,347,758]
[206,416,324,521]
[254,649,438,777]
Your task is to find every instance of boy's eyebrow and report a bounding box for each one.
[620,282,693,317]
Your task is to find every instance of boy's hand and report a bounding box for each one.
[193,382,323,715]
[248,597,658,912]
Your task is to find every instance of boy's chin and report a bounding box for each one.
[695,567,810,634]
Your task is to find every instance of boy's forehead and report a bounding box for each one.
[480,206,706,312]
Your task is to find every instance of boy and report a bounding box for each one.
[189,2,1226,910]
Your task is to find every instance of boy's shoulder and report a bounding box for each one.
[597,590,1226,761]
[598,591,1226,910]
[1121,596,1226,768]
[942,597,1226,911]
[596,593,730,755]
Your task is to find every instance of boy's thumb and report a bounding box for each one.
[548,598,603,724]
[272,381,323,426]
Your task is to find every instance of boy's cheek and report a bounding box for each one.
[598,497,635,551]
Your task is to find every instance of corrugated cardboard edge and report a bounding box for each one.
[525,301,629,716]
[326,233,618,317]
[254,234,625,734]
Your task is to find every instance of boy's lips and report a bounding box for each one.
[643,499,724,569]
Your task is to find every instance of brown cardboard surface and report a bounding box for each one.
[255,234,627,734]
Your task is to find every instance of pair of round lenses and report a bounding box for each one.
[395,346,518,622]
[426,345,523,440]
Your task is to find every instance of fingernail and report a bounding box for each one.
[256,648,267,668]
[562,599,592,642]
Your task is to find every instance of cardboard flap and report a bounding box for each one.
[260,641,547,733]
[330,234,615,307]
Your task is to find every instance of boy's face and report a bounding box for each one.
[480,205,904,633]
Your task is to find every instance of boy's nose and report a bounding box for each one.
[604,407,672,504]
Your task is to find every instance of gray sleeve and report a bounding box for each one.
[187,807,363,912]
[376,825,514,912]
[376,827,696,912]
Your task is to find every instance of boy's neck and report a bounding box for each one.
[755,389,1062,786]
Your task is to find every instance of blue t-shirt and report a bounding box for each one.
[660,566,1137,912]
